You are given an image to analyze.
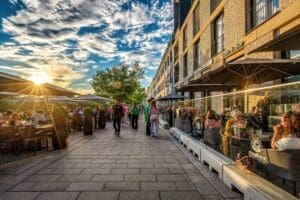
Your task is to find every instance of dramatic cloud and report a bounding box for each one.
[0,0,173,93]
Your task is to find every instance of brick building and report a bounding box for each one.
[149,0,300,99]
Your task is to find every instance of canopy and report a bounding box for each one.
[253,25,300,52]
[72,94,111,102]
[0,72,79,96]
[194,58,300,87]
[157,93,187,101]
[175,83,237,92]
[0,92,20,98]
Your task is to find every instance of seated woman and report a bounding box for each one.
[8,113,21,128]
[272,111,300,150]
[221,109,244,156]
[205,110,222,129]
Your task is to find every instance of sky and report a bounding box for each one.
[0,0,173,94]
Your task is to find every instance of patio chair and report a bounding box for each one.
[0,126,20,155]
[204,128,221,151]
[20,126,49,155]
[253,149,300,196]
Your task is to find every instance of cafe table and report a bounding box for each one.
[230,133,273,160]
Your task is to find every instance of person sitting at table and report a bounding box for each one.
[34,110,46,124]
[8,113,21,127]
[221,109,244,156]
[205,110,222,129]
[23,111,37,126]
[272,111,300,150]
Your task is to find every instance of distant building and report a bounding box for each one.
[149,0,300,99]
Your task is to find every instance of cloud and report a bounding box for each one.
[0,0,173,91]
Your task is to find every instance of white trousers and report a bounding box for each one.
[151,121,159,136]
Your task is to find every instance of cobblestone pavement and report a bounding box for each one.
[0,121,242,200]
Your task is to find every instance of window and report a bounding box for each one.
[212,14,224,55]
[183,54,188,77]
[246,0,279,31]
[193,3,200,36]
[183,26,188,50]
[193,40,201,70]
[174,42,179,61]
[174,64,179,83]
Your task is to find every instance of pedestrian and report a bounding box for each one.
[131,103,140,130]
[111,99,124,136]
[144,97,153,135]
[150,100,159,137]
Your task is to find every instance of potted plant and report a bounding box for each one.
[98,107,106,129]
[52,107,69,149]
[83,107,93,135]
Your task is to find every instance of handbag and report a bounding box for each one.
[150,114,158,121]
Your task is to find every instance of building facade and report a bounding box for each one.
[149,0,300,99]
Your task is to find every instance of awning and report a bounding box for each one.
[72,94,111,102]
[194,58,300,87]
[0,72,79,96]
[157,93,188,101]
[175,83,237,92]
[253,25,300,52]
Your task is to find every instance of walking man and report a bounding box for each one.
[111,99,124,136]
[131,103,140,130]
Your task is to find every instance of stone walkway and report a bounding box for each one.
[0,121,242,200]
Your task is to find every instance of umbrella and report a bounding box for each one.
[47,96,75,102]
[0,72,79,96]
[0,92,20,98]
[72,94,111,102]
[194,58,300,88]
[175,83,237,92]
[157,93,188,101]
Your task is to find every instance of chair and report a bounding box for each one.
[253,149,300,196]
[0,127,20,155]
[204,128,221,151]
[219,128,230,157]
[20,126,49,155]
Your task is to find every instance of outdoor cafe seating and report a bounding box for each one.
[0,124,53,156]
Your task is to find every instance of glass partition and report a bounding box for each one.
[170,81,300,159]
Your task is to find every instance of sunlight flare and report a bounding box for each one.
[28,72,52,85]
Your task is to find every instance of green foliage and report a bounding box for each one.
[83,107,93,116]
[92,63,146,103]
[129,87,147,104]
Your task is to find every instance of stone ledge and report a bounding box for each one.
[169,127,297,200]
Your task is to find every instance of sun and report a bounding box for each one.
[28,72,52,85]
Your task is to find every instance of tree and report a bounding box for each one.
[91,63,146,103]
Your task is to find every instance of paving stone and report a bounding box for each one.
[111,168,139,175]
[189,175,210,184]
[101,163,128,168]
[119,191,160,200]
[116,159,140,164]
[168,167,185,174]
[141,182,176,191]
[103,182,139,191]
[201,194,224,200]
[50,168,83,175]
[77,192,119,200]
[141,168,169,174]
[196,184,219,195]
[127,163,154,168]
[81,168,111,175]
[35,192,79,200]
[157,174,189,182]
[66,182,104,191]
[9,182,36,191]
[36,168,56,175]
[160,191,203,200]
[31,182,71,191]
[46,163,75,169]
[25,175,62,182]
[73,163,100,169]
[175,182,197,191]
[91,159,116,164]
[154,163,181,168]
[58,174,93,182]
[124,174,156,181]
[0,192,41,200]
[91,175,124,182]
